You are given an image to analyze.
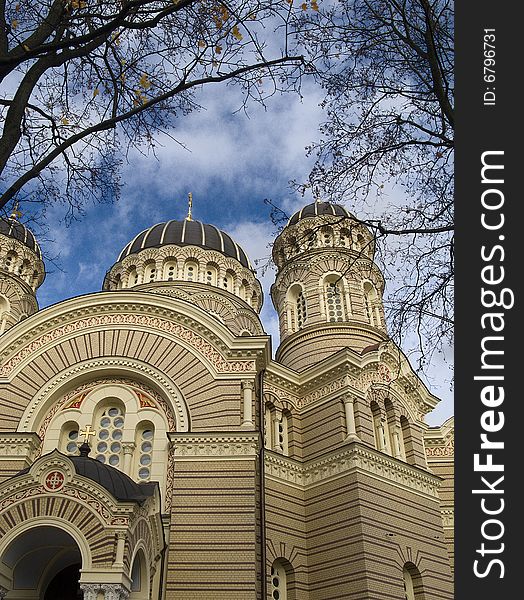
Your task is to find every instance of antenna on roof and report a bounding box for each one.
[186,192,193,221]
[314,187,321,204]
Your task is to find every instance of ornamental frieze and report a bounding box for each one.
[264,444,441,498]
[0,307,257,377]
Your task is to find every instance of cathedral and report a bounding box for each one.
[0,200,454,599]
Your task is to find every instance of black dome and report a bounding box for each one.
[287,202,352,227]
[0,217,42,259]
[15,450,156,504]
[69,454,156,503]
[117,219,251,268]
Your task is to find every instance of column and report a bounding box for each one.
[392,427,403,459]
[122,443,135,475]
[241,380,255,428]
[113,531,127,568]
[378,418,388,452]
[343,395,360,441]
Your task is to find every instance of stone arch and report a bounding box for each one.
[18,359,187,437]
[0,523,85,599]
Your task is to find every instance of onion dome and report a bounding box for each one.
[287,201,353,227]
[0,216,42,260]
[118,219,252,269]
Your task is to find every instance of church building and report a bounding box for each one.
[0,201,454,599]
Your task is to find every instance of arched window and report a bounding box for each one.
[0,295,10,334]
[127,267,139,287]
[403,563,424,600]
[339,228,351,247]
[286,283,307,332]
[384,399,397,457]
[304,229,316,249]
[163,260,177,281]
[114,274,123,290]
[144,262,157,283]
[93,403,126,467]
[4,251,17,272]
[130,549,149,599]
[324,275,346,322]
[400,415,414,464]
[264,403,289,456]
[205,264,218,286]
[270,559,289,600]
[370,401,386,452]
[264,402,274,450]
[135,422,155,481]
[184,260,198,282]
[321,226,334,246]
[222,270,235,291]
[239,279,250,303]
[60,421,80,455]
[363,281,381,327]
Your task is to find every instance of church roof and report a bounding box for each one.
[287,202,352,227]
[0,217,42,259]
[16,448,156,504]
[117,219,252,269]
[68,453,157,503]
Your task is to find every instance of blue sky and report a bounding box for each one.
[28,79,453,427]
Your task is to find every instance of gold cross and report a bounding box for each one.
[79,425,96,444]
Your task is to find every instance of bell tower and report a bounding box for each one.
[271,201,388,371]
[0,210,45,334]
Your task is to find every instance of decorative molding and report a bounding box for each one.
[425,437,454,458]
[0,433,41,463]
[169,433,260,460]
[440,508,454,528]
[0,304,257,378]
[264,443,441,498]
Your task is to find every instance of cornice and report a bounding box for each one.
[0,432,41,463]
[264,443,442,499]
[168,432,260,460]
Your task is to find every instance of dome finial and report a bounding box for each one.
[186,192,193,221]
[314,186,321,204]
[10,201,22,221]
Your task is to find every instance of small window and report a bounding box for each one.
[286,284,307,332]
[270,560,288,600]
[135,423,155,481]
[324,277,345,322]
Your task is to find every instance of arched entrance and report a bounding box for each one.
[1,525,82,599]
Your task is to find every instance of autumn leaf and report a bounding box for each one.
[61,117,70,125]
[301,3,308,10]
[138,73,152,90]
[311,0,319,9]
[11,19,19,30]
[231,25,243,41]
[198,40,206,48]
[215,45,222,54]
[93,88,99,97]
